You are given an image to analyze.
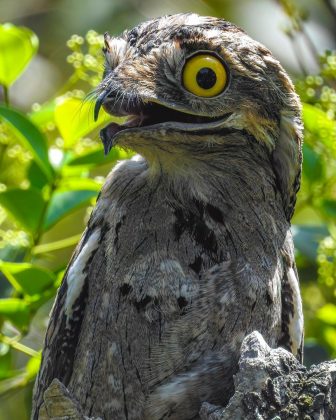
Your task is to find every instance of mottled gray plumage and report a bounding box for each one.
[32,13,304,420]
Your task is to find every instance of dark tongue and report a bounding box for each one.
[99,122,124,155]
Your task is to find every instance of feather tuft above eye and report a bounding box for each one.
[103,36,127,70]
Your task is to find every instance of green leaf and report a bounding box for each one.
[321,200,336,218]
[0,346,13,380]
[317,304,336,325]
[29,100,56,127]
[58,177,102,191]
[43,189,98,230]
[66,146,130,167]
[0,262,55,295]
[0,187,45,233]
[0,23,38,87]
[303,103,336,148]
[54,97,120,147]
[302,143,323,182]
[27,161,49,189]
[323,327,336,355]
[0,298,30,329]
[0,105,53,180]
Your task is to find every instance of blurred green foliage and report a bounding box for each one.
[0,1,335,418]
[0,25,131,408]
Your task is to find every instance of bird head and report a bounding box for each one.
[94,13,303,219]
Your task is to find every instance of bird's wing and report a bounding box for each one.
[31,220,105,419]
[278,246,304,362]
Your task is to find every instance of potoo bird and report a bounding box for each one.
[32,13,304,420]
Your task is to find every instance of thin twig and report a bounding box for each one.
[0,334,40,358]
[323,0,336,22]
[32,233,82,254]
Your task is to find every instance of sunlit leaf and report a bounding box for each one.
[0,298,30,329]
[29,100,56,127]
[0,188,45,233]
[66,146,129,167]
[0,23,38,87]
[54,96,120,147]
[317,304,336,325]
[0,262,55,295]
[0,106,54,180]
[25,354,41,379]
[323,326,336,355]
[303,103,336,149]
[58,177,102,191]
[43,189,98,230]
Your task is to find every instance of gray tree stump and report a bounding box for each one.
[37,331,336,420]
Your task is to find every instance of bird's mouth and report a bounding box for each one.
[94,95,231,154]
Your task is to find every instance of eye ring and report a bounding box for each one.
[182,52,229,98]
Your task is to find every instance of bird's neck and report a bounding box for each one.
[129,132,276,199]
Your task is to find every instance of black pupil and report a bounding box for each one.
[196,67,217,89]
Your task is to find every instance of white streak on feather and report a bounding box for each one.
[159,259,185,276]
[65,229,101,319]
[183,14,209,26]
[287,267,303,355]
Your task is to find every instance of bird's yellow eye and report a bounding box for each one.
[182,54,228,97]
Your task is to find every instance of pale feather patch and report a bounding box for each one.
[131,153,144,162]
[106,398,122,410]
[113,155,146,173]
[105,37,126,69]
[159,259,185,277]
[110,342,118,355]
[102,291,110,309]
[221,112,276,149]
[159,259,198,300]
[111,159,130,173]
[65,229,101,318]
[205,28,222,40]
[107,342,118,360]
[287,267,303,355]
[154,376,187,403]
[108,374,122,390]
[156,13,211,32]
[183,14,210,26]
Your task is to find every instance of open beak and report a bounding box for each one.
[94,91,231,155]
[94,90,110,122]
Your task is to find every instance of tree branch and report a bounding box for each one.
[37,332,336,419]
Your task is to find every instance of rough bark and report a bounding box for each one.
[37,331,336,420]
[200,332,336,420]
